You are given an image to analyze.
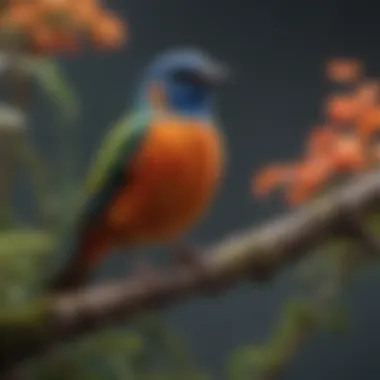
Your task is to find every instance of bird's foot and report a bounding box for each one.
[172,242,226,295]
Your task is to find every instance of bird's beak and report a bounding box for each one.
[201,61,230,85]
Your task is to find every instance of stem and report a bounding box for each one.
[7,55,31,110]
[0,154,17,229]
[58,115,79,207]
[5,53,55,229]
[18,134,55,229]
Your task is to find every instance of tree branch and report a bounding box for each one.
[2,168,380,376]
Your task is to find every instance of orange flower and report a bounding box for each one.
[252,127,368,206]
[75,0,101,24]
[252,156,333,205]
[252,59,380,208]
[7,0,30,7]
[325,57,364,84]
[36,0,78,32]
[252,127,337,203]
[330,134,367,172]
[89,12,127,50]
[31,26,61,54]
[254,155,340,206]
[0,2,38,31]
[251,164,296,197]
[355,107,380,165]
[307,125,366,172]
[305,126,338,158]
[32,27,77,54]
[0,0,127,55]
[284,158,333,205]
[353,80,380,118]
[323,93,359,126]
[356,106,380,139]
[35,0,63,8]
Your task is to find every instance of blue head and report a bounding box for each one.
[138,48,228,118]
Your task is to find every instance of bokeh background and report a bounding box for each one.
[24,0,380,378]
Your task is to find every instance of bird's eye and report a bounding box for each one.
[171,70,204,85]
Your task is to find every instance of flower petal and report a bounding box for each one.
[31,26,62,54]
[355,106,380,139]
[251,164,295,197]
[285,159,333,205]
[323,93,358,125]
[331,136,367,172]
[305,126,338,157]
[354,80,380,107]
[89,12,127,50]
[325,57,364,84]
[286,183,315,205]
[0,3,38,30]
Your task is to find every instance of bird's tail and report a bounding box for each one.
[46,224,111,293]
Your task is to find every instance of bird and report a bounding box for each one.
[46,48,229,292]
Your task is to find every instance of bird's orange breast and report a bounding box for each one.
[107,116,225,243]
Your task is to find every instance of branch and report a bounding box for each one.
[2,168,380,375]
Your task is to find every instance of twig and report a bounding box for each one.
[2,168,380,375]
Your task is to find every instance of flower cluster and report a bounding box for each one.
[252,58,380,205]
[0,0,127,54]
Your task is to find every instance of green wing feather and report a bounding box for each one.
[44,110,150,291]
[85,110,149,197]
[81,110,150,222]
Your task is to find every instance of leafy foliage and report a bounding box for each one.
[0,230,54,307]
[30,58,80,124]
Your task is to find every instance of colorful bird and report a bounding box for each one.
[47,48,228,292]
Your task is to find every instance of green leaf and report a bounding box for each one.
[135,315,196,372]
[0,206,14,231]
[227,346,269,380]
[79,328,146,359]
[28,356,110,380]
[141,371,211,380]
[30,58,80,123]
[18,137,56,227]
[321,306,349,334]
[0,229,55,260]
[0,229,55,303]
[27,58,82,189]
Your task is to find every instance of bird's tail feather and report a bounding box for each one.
[46,225,111,293]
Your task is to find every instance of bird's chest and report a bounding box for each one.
[129,119,224,235]
[137,120,223,201]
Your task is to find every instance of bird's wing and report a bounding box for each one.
[43,110,150,292]
[81,110,150,222]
